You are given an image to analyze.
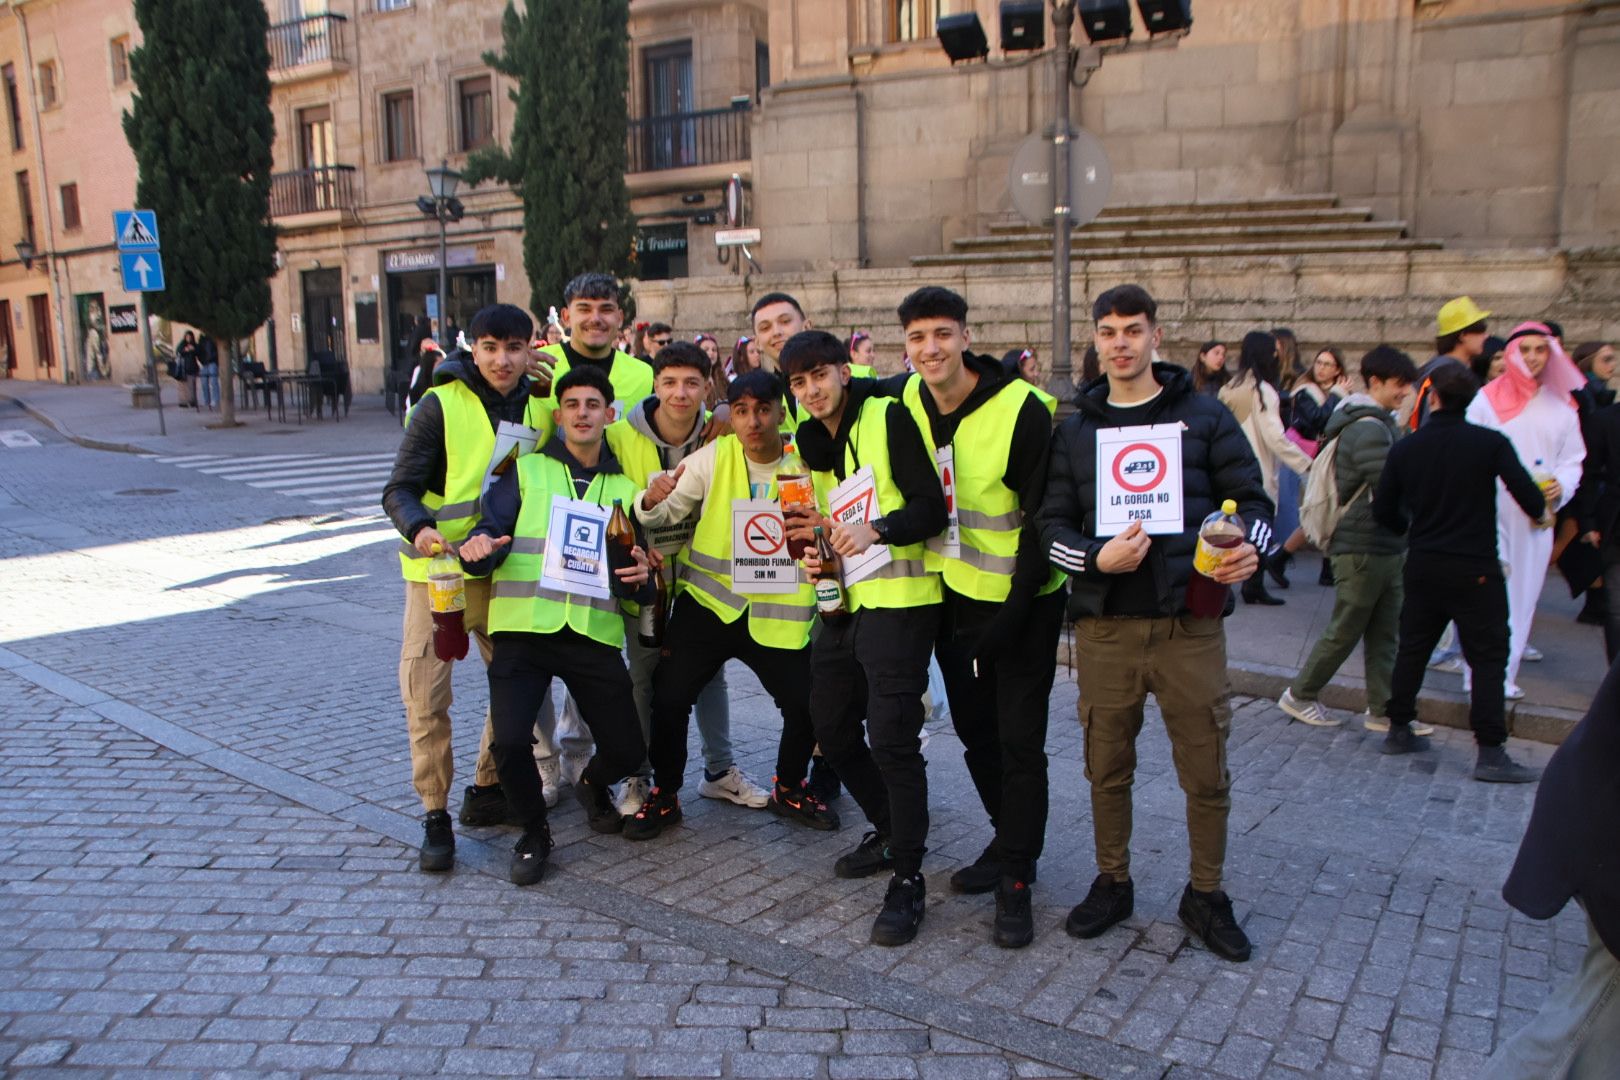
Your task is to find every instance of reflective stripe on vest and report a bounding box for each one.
[902,374,1064,602]
[676,435,815,650]
[809,395,940,612]
[398,384,549,581]
[485,453,639,648]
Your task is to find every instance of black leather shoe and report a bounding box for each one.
[509,825,552,886]
[1318,559,1336,587]
[1267,549,1293,589]
[419,810,454,872]
[574,778,625,834]
[834,831,894,880]
[1380,724,1432,755]
[1242,576,1286,605]
[949,844,1037,895]
[1178,884,1252,962]
[993,876,1034,949]
[871,874,926,947]
[458,783,519,827]
[1065,874,1133,939]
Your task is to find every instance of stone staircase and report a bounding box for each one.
[912,194,1443,268]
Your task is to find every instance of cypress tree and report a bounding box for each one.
[464,0,635,314]
[123,0,277,428]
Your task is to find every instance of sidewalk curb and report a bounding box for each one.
[0,388,151,455]
[1227,659,1578,745]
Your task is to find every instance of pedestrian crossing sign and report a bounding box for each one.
[114,210,160,251]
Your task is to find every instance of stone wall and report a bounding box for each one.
[632,247,1620,380]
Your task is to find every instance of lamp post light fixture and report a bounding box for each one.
[419,160,465,344]
[15,239,36,271]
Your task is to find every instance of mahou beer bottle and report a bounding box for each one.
[1184,499,1245,619]
[637,570,667,647]
[811,526,849,624]
[606,498,638,591]
[426,543,470,661]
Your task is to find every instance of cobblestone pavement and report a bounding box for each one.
[0,418,1591,1078]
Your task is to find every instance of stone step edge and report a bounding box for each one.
[985,208,1380,234]
[912,240,1446,265]
[958,223,1413,249]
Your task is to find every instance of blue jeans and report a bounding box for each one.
[1482,906,1620,1079]
[199,362,219,409]
[1275,464,1302,541]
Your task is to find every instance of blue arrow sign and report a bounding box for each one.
[114,209,160,251]
[120,251,165,292]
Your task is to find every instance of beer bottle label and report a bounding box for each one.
[814,578,844,613]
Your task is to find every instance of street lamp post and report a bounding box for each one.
[1049,1,1076,412]
[423,161,463,345]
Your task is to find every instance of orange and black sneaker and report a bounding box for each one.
[767,778,840,831]
[623,787,682,842]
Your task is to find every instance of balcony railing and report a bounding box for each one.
[626,104,751,174]
[267,13,348,72]
[270,165,356,218]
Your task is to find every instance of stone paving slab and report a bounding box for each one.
[0,414,1596,1078]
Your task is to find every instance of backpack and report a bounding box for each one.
[1300,416,1384,549]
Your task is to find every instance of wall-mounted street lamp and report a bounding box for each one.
[418,161,465,343]
[15,239,36,270]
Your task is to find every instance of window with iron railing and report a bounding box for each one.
[625,104,752,174]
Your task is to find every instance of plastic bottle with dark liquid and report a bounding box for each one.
[1184,499,1246,619]
[427,543,470,661]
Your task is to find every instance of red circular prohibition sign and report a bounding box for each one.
[1111,442,1168,494]
[743,513,786,556]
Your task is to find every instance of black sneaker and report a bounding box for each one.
[458,783,518,827]
[1380,723,1432,755]
[871,873,925,947]
[419,810,454,872]
[623,787,683,841]
[574,777,625,835]
[948,843,1039,895]
[509,825,552,886]
[806,755,842,804]
[1318,559,1336,587]
[993,876,1034,949]
[1474,745,1541,784]
[1064,874,1133,939]
[1178,884,1252,962]
[768,779,840,831]
[834,831,894,880]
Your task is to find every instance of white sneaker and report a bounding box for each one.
[1506,684,1526,701]
[1429,655,1466,674]
[1362,711,1434,736]
[536,757,562,809]
[1522,646,1543,662]
[697,765,771,809]
[1278,688,1341,727]
[615,775,649,817]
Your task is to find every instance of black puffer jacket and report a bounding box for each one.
[381,357,536,544]
[1036,363,1274,620]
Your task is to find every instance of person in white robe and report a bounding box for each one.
[1464,322,1586,698]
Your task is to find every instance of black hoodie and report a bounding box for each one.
[792,377,948,548]
[1036,363,1273,620]
[382,356,536,545]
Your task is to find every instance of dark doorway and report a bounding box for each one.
[0,300,13,375]
[28,293,51,374]
[301,267,344,366]
[386,266,496,372]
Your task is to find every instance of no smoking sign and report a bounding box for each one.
[1095,424,1185,536]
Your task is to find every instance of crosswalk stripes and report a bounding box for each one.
[144,451,398,516]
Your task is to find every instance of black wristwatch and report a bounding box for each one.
[870,516,891,544]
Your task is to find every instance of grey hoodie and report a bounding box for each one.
[625,395,708,471]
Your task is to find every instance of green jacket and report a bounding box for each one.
[1327,395,1404,557]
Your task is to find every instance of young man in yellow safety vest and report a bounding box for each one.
[623,370,838,839]
[603,341,772,812]
[782,329,948,947]
[457,365,654,886]
[892,286,1069,949]
[534,272,654,419]
[382,302,552,874]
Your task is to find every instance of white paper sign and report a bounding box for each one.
[483,420,543,495]
[1095,424,1185,536]
[731,499,798,594]
[927,445,961,560]
[827,466,893,585]
[540,497,612,600]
